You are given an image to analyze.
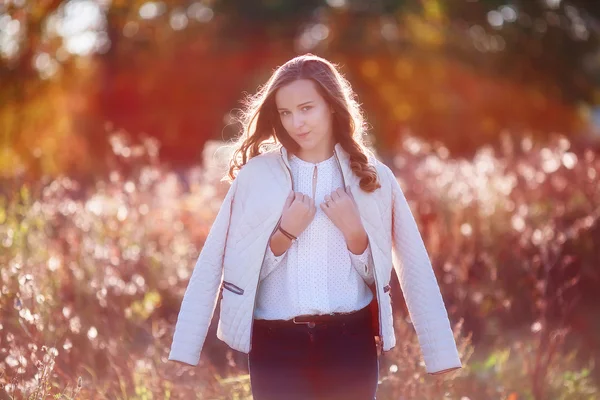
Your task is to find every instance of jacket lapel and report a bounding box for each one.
[333,143,386,260]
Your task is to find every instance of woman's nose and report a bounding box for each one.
[292,114,305,129]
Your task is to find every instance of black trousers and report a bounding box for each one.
[248,301,379,400]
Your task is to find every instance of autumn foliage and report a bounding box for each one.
[1,132,598,399]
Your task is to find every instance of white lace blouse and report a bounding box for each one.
[253,152,375,320]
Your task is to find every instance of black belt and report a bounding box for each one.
[254,302,372,329]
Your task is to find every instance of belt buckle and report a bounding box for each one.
[292,317,316,328]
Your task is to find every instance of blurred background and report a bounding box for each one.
[1,0,600,399]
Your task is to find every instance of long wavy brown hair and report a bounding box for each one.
[224,53,381,193]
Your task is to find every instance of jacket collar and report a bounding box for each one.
[278,142,355,187]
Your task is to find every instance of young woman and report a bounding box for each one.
[169,54,462,399]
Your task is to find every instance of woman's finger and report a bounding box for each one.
[346,186,355,202]
[319,202,328,213]
[284,191,294,208]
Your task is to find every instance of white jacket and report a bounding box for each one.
[168,143,462,374]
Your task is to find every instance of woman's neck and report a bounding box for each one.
[294,143,336,164]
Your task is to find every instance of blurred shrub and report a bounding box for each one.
[0,131,599,399]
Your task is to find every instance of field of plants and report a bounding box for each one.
[1,132,598,399]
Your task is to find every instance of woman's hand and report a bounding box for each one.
[280,191,317,238]
[320,186,365,242]
[160,359,195,384]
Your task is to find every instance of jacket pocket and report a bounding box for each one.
[221,281,245,296]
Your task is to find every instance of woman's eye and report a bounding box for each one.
[280,111,289,117]
[302,106,312,112]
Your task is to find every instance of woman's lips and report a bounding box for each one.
[298,131,310,139]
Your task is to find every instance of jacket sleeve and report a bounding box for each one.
[386,166,462,375]
[168,177,239,366]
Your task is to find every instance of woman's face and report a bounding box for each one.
[274,79,335,156]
